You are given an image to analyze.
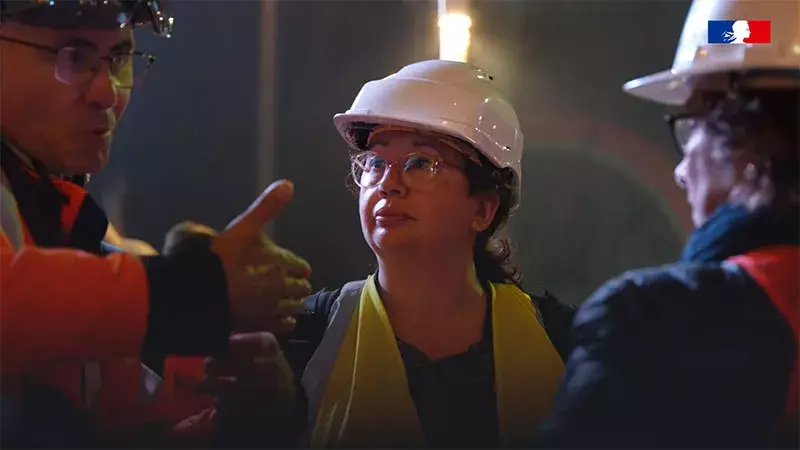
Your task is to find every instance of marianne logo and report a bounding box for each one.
[708,20,771,44]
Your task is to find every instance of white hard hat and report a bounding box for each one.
[623,0,800,105]
[333,59,524,207]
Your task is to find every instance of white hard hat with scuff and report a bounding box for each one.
[333,60,524,207]
[623,0,800,106]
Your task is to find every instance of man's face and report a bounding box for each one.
[0,22,134,175]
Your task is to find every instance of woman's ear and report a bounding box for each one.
[472,193,501,232]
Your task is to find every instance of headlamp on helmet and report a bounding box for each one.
[0,0,174,38]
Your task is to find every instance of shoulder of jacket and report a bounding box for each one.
[303,279,369,316]
[574,261,778,343]
[590,262,751,305]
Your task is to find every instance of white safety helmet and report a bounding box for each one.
[333,59,524,207]
[623,0,800,105]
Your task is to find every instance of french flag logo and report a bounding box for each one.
[708,20,771,44]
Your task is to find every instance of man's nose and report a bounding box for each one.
[378,165,408,198]
[84,64,118,110]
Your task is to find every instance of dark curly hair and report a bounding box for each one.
[701,87,800,208]
[461,151,522,287]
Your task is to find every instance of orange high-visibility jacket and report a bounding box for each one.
[0,158,220,445]
[729,246,799,445]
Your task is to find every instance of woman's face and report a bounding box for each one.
[356,130,500,257]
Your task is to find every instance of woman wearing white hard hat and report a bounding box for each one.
[284,60,574,448]
[537,0,799,448]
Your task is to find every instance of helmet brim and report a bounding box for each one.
[623,63,800,106]
[623,68,692,106]
[333,113,471,151]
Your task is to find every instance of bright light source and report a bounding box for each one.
[439,13,472,63]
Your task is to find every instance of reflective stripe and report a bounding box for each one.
[139,362,164,405]
[299,279,545,439]
[0,177,24,250]
[301,280,365,438]
[82,360,164,408]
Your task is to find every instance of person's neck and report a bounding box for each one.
[1,135,60,177]
[1,137,34,170]
[376,247,485,320]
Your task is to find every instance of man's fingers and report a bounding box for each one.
[205,333,284,378]
[276,316,298,334]
[258,244,311,278]
[277,278,312,299]
[205,357,283,380]
[200,373,286,402]
[229,332,280,358]
[224,180,294,241]
[277,299,306,317]
[278,249,312,278]
[257,280,311,301]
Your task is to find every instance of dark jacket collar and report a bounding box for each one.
[0,138,107,253]
[682,201,800,263]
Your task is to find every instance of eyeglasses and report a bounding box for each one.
[350,151,462,190]
[0,36,155,89]
[665,112,707,156]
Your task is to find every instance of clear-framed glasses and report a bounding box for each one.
[0,36,155,89]
[350,151,460,190]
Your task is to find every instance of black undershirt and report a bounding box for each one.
[396,288,498,448]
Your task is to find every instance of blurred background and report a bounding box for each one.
[89,0,694,307]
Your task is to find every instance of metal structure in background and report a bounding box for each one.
[437,0,471,62]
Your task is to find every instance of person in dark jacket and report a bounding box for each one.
[535,1,799,448]
[282,60,575,448]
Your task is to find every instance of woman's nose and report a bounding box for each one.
[378,165,408,197]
